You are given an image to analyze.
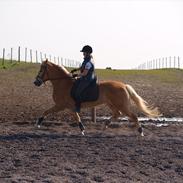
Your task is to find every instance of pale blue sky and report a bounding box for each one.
[0,0,183,69]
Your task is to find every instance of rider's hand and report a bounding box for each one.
[72,74,78,78]
[70,69,77,73]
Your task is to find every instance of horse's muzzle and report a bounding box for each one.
[34,77,43,87]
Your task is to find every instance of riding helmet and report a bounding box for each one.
[80,45,93,53]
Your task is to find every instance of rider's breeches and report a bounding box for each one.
[75,80,90,102]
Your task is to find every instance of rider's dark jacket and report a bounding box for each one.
[80,57,95,81]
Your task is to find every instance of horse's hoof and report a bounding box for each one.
[37,117,44,126]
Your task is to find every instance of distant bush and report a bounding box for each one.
[106,67,112,70]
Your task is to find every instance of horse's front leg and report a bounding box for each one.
[37,105,62,128]
[73,112,85,135]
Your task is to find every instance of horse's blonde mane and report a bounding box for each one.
[59,64,70,75]
[47,61,70,76]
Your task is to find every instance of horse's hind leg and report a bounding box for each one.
[122,109,144,136]
[105,104,121,128]
[37,105,62,128]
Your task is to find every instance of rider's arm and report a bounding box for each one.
[78,61,92,77]
[78,69,89,77]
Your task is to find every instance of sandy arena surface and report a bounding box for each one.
[0,65,183,183]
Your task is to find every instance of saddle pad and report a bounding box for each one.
[71,79,99,102]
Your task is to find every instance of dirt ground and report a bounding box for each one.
[0,65,183,183]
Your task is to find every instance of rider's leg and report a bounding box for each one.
[74,80,90,112]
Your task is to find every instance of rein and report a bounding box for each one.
[39,63,73,82]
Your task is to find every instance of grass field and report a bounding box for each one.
[0,59,183,84]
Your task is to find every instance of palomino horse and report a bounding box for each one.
[34,60,161,136]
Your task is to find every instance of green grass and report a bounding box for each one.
[0,59,37,69]
[96,68,183,84]
[0,59,182,84]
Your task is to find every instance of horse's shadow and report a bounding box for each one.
[0,132,116,141]
[0,132,77,141]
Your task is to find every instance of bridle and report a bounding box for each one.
[35,63,73,85]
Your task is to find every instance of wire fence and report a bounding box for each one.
[0,46,81,68]
[135,56,181,70]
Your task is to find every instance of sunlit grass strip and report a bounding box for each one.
[0,59,182,83]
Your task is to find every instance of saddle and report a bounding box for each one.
[71,78,99,102]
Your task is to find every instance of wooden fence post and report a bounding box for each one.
[165,57,167,68]
[2,48,5,66]
[162,58,164,68]
[169,56,171,68]
[18,46,20,62]
[58,57,60,65]
[10,48,13,63]
[40,52,43,62]
[25,48,27,62]
[174,56,176,68]
[178,56,180,69]
[61,57,63,65]
[36,50,38,63]
[30,49,32,63]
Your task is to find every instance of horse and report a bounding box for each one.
[34,59,161,136]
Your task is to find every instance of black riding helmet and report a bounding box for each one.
[80,45,93,54]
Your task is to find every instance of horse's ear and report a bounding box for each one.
[45,59,48,63]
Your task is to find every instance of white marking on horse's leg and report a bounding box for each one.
[81,130,85,136]
[37,125,41,128]
[141,132,144,137]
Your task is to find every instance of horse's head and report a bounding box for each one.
[34,59,71,86]
[34,59,50,86]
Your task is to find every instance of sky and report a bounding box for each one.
[0,0,183,69]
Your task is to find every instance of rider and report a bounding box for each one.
[71,45,95,113]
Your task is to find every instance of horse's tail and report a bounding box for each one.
[125,84,161,118]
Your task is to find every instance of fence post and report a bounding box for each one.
[61,57,63,65]
[65,59,67,66]
[169,56,171,68]
[165,57,167,68]
[174,56,176,68]
[159,58,161,69]
[25,48,27,62]
[40,52,43,62]
[153,60,155,69]
[30,49,32,63]
[2,48,5,66]
[36,50,38,63]
[18,46,20,62]
[162,58,164,68]
[178,56,180,69]
[10,48,13,63]
[92,107,96,123]
[44,54,46,60]
[58,57,60,65]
